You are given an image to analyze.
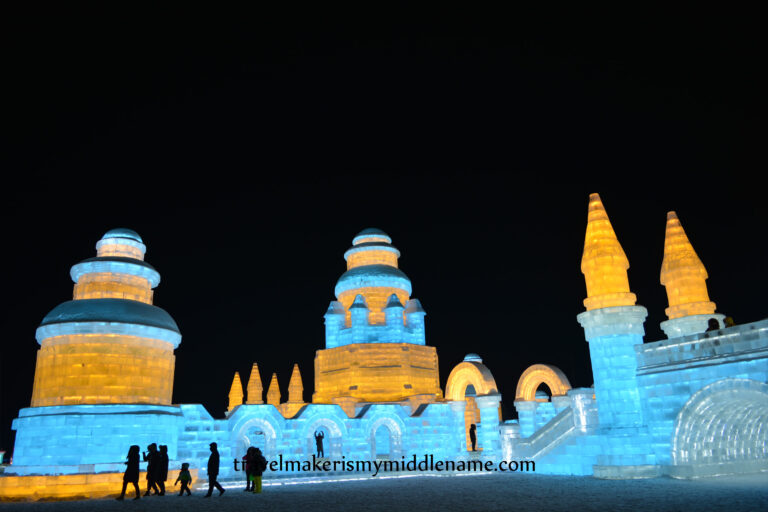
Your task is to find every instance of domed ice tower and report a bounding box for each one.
[9,229,184,470]
[313,228,442,405]
[31,228,180,406]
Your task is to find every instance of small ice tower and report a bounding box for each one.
[313,228,442,404]
[659,212,725,338]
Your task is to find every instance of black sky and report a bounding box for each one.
[1,9,766,452]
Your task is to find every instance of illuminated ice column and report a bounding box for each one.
[280,364,306,417]
[659,211,725,338]
[383,294,404,343]
[576,194,647,429]
[474,394,502,459]
[349,295,370,344]
[267,373,281,407]
[324,302,346,349]
[246,363,264,404]
[228,372,243,412]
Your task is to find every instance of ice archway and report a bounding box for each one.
[515,364,571,402]
[672,378,768,474]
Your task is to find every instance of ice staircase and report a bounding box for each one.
[514,407,601,475]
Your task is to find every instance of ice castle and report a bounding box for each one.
[0,195,766,500]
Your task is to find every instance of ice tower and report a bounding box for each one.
[659,211,724,338]
[313,229,441,405]
[8,229,185,474]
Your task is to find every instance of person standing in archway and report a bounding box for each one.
[469,424,477,451]
[314,430,325,458]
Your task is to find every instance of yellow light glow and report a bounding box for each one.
[346,249,399,269]
[514,364,572,401]
[228,371,243,411]
[581,193,637,310]
[0,469,196,501]
[313,343,442,403]
[267,373,281,406]
[338,287,410,325]
[73,273,153,303]
[96,243,144,260]
[31,334,175,407]
[661,211,716,319]
[246,362,264,404]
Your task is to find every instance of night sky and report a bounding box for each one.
[2,10,766,452]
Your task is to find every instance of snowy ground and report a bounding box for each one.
[1,472,767,512]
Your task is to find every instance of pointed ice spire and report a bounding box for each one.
[228,371,244,411]
[660,211,716,319]
[246,362,264,404]
[266,372,281,406]
[581,193,637,310]
[287,364,304,403]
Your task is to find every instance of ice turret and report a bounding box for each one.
[267,373,281,406]
[349,294,370,343]
[228,372,243,411]
[581,193,637,311]
[659,211,724,338]
[384,294,405,342]
[324,301,346,349]
[577,194,648,431]
[246,362,263,404]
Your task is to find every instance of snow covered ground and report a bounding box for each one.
[1,472,767,511]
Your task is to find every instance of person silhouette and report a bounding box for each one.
[314,430,325,458]
[143,443,160,496]
[175,462,193,496]
[706,318,721,332]
[250,447,268,494]
[204,442,225,497]
[243,446,255,492]
[724,316,736,328]
[157,445,169,496]
[469,424,477,451]
[116,445,141,500]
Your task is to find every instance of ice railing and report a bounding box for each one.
[637,318,768,368]
[517,407,576,459]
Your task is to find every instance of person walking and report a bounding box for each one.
[157,445,169,495]
[174,462,193,496]
[116,445,141,500]
[204,442,225,497]
[143,443,160,496]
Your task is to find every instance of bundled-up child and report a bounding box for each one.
[175,462,193,496]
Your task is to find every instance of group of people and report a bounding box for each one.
[116,441,268,500]
[241,446,268,493]
[116,443,178,500]
[115,442,208,500]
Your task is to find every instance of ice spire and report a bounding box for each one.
[246,362,264,404]
[581,193,637,310]
[227,371,243,411]
[660,211,716,319]
[287,364,304,403]
[267,372,281,406]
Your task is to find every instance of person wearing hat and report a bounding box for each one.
[204,442,225,497]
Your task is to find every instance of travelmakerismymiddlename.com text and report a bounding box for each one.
[234,455,535,477]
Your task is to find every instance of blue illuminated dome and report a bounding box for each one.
[352,228,392,245]
[101,228,143,243]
